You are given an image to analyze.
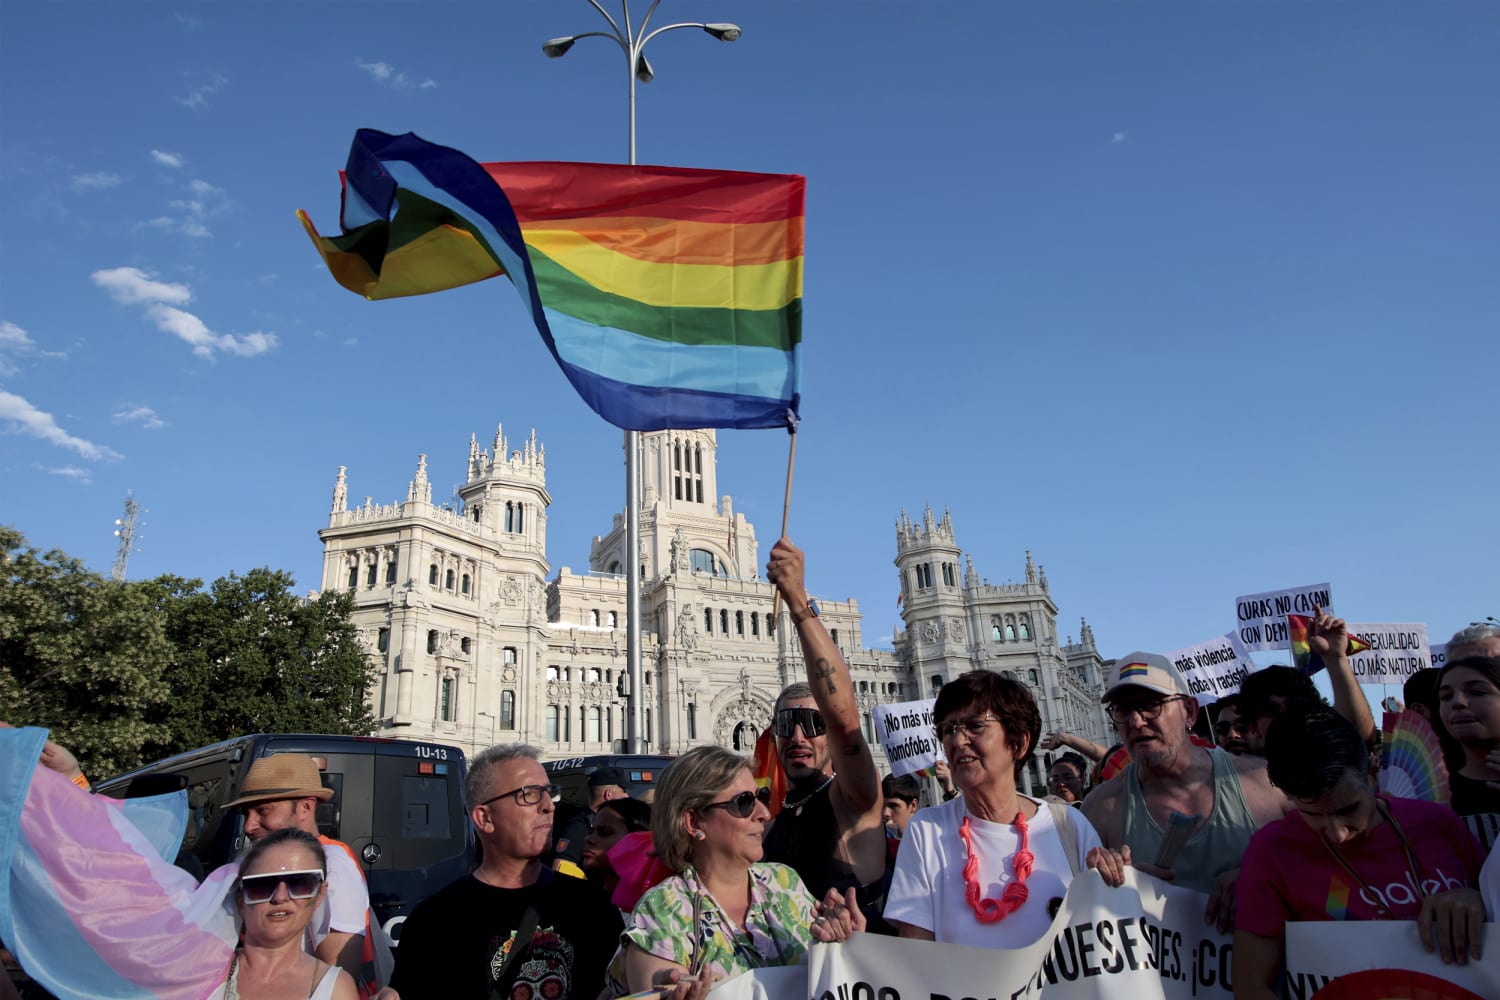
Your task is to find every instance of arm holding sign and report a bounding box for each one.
[1310,607,1376,745]
[1232,931,1283,1000]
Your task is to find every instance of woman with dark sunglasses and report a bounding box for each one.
[227,828,357,1000]
[604,746,863,999]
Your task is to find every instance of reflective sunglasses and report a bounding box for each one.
[240,869,325,905]
[702,790,761,819]
[478,783,561,809]
[773,707,826,738]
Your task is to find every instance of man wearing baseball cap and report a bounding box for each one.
[1081,653,1288,932]
[213,754,385,994]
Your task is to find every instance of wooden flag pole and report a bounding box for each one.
[771,428,799,624]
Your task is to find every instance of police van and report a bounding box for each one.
[94,733,473,945]
[542,753,675,809]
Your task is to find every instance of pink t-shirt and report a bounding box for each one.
[1237,796,1484,938]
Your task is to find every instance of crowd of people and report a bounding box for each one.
[5,540,1498,1000]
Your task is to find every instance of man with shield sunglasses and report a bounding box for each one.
[763,537,892,934]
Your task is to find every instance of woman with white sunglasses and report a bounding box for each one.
[604,746,863,999]
[226,829,357,1000]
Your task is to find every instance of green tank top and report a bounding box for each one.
[1121,748,1256,893]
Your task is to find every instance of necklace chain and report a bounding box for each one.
[783,772,836,813]
[959,810,1034,924]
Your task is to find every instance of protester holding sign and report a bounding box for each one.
[1083,653,1287,932]
[1236,706,1487,1000]
[603,746,861,999]
[885,671,1126,948]
[1238,608,1375,752]
[1436,655,1500,850]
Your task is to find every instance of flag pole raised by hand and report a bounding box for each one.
[771,413,799,623]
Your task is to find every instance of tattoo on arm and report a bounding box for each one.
[813,657,837,694]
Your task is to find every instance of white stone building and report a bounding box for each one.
[318,424,1110,790]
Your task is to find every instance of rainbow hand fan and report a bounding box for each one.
[1379,709,1450,802]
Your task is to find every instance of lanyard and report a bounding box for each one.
[1320,799,1425,920]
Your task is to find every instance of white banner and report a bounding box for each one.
[805,871,1232,1000]
[1285,921,1499,998]
[1346,622,1431,682]
[1167,633,1256,705]
[1234,583,1333,651]
[1430,641,1449,671]
[872,699,944,778]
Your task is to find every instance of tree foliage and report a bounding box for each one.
[0,527,376,778]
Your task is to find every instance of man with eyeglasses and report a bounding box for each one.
[391,745,622,1000]
[1081,653,1289,933]
[763,537,891,934]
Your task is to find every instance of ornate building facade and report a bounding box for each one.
[317,423,1111,791]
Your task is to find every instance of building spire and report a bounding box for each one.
[408,453,431,504]
[1025,549,1037,584]
[331,466,348,513]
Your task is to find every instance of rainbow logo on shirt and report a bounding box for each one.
[1325,877,1351,920]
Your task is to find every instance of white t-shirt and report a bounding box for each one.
[885,794,1102,949]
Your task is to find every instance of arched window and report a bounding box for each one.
[377,628,390,653]
[428,564,438,586]
[735,611,745,636]
[500,690,515,729]
[460,637,471,654]
[589,609,600,627]
[503,646,517,665]
[366,562,377,586]
[719,609,729,634]
[1019,619,1031,640]
[385,559,397,584]
[750,612,759,638]
[427,630,439,654]
[1005,624,1016,641]
[546,665,559,681]
[687,703,697,739]
[690,549,718,575]
[461,573,471,595]
[931,674,942,694]
[991,617,1002,642]
[347,566,359,589]
[704,607,714,633]
[445,569,455,590]
[732,721,756,751]
[1028,669,1039,686]
[608,611,617,628]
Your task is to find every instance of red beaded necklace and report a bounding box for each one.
[959,810,1034,923]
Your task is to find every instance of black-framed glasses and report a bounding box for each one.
[240,869,324,904]
[774,707,826,738]
[702,790,760,819]
[479,783,560,809]
[935,715,1000,742]
[1106,696,1184,725]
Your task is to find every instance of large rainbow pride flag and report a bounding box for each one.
[298,129,805,432]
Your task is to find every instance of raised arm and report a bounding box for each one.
[1040,731,1109,763]
[767,537,880,814]
[1311,608,1375,744]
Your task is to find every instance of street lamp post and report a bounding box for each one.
[476,709,498,751]
[544,1,740,754]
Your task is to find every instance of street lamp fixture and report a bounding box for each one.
[635,53,654,84]
[703,23,740,42]
[542,37,577,58]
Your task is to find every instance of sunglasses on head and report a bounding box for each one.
[702,790,761,819]
[240,868,325,905]
[773,707,826,738]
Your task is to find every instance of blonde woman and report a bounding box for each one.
[605,746,861,999]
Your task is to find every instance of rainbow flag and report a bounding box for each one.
[751,724,787,819]
[1288,614,1372,675]
[0,727,237,999]
[299,129,804,432]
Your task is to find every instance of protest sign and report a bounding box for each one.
[1430,641,1449,671]
[709,966,803,1000]
[804,870,1233,1000]
[1344,623,1430,682]
[1167,632,1255,704]
[1284,921,1498,999]
[1234,583,1332,651]
[872,699,943,778]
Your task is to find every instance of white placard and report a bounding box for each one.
[1233,582,1333,651]
[871,698,943,778]
[1345,622,1431,682]
[1167,632,1256,704]
[1285,921,1498,998]
[1430,641,1449,671]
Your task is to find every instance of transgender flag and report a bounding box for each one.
[0,727,236,999]
[298,129,805,433]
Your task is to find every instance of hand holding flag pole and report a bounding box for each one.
[771,411,800,623]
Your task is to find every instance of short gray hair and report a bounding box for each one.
[466,744,541,809]
[651,746,751,873]
[774,682,813,715]
[1448,621,1500,659]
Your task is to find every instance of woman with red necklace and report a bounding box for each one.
[1235,705,1486,1000]
[886,671,1127,947]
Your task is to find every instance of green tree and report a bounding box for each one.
[0,526,172,776]
[145,568,377,756]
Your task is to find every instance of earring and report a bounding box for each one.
[692,830,706,841]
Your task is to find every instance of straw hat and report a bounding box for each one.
[224,754,334,808]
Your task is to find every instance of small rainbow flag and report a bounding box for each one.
[299,129,804,432]
[1119,662,1152,679]
[1325,877,1351,920]
[1288,614,1371,676]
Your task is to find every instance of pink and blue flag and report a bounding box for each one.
[0,726,236,999]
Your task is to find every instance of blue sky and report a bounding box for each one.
[2,1,1496,677]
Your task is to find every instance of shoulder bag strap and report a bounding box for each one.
[1047,801,1081,876]
[489,869,554,1000]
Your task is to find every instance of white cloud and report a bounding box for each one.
[113,404,166,430]
[175,73,227,109]
[0,320,68,375]
[150,149,185,169]
[91,267,192,306]
[0,390,122,462]
[355,58,435,91]
[69,172,123,192]
[1112,131,1128,143]
[141,176,230,238]
[39,464,93,484]
[93,268,278,360]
